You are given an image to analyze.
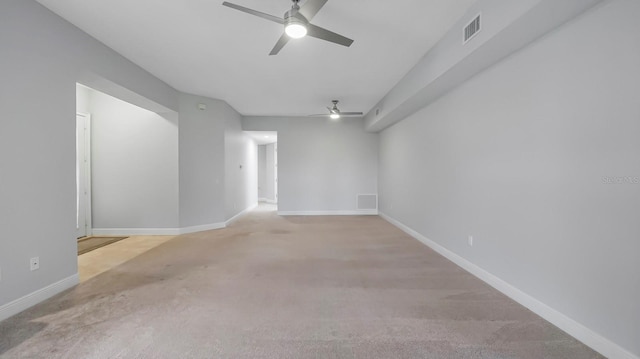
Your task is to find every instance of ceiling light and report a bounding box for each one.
[285,23,307,38]
[285,17,307,39]
[330,113,340,120]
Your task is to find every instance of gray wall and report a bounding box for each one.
[378,0,640,355]
[0,0,257,313]
[0,0,178,308]
[224,111,258,219]
[365,0,602,132]
[84,87,179,230]
[265,143,277,203]
[257,143,276,202]
[178,94,227,228]
[76,84,92,114]
[243,117,378,213]
[257,145,267,199]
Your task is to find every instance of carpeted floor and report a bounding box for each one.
[0,206,603,358]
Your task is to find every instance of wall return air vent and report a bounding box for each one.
[357,194,378,211]
[463,14,481,44]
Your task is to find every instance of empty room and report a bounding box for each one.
[0,0,638,358]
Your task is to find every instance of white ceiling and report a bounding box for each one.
[245,131,278,145]
[36,0,476,117]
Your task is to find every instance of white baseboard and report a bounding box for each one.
[226,203,258,226]
[379,212,637,359]
[92,228,180,236]
[278,210,378,216]
[179,222,226,235]
[90,204,264,237]
[0,274,79,322]
[91,204,258,237]
[180,202,257,233]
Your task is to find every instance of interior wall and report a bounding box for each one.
[264,143,277,203]
[378,0,640,356]
[225,111,258,220]
[0,0,179,311]
[178,94,227,228]
[82,87,179,230]
[243,117,378,214]
[257,145,267,200]
[76,84,91,114]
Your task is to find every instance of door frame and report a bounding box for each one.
[274,142,278,204]
[76,112,92,238]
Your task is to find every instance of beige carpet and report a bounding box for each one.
[77,236,128,255]
[0,205,603,358]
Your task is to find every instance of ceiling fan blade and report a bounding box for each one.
[340,112,364,116]
[298,0,328,21]
[269,33,290,55]
[222,2,283,24]
[306,24,354,47]
[308,114,330,117]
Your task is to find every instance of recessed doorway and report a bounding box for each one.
[245,131,278,207]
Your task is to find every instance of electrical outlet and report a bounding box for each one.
[30,257,40,271]
[468,236,474,247]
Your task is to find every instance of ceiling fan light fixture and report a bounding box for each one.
[285,20,307,39]
[222,0,354,55]
[330,113,340,120]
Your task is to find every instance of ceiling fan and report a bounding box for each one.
[221,0,354,55]
[310,100,363,119]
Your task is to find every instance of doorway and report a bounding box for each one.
[261,142,278,204]
[245,131,278,206]
[76,112,92,238]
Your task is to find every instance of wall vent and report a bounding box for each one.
[463,14,481,44]
[357,194,378,211]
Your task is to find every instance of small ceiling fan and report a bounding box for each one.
[222,0,354,55]
[310,100,363,119]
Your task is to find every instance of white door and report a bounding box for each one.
[76,113,92,238]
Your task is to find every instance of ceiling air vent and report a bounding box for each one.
[463,14,481,44]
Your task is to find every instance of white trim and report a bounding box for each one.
[179,222,226,235]
[76,112,93,238]
[258,198,277,204]
[278,210,378,216]
[379,212,638,359]
[226,203,258,226]
[0,274,79,322]
[92,204,258,236]
[91,228,181,236]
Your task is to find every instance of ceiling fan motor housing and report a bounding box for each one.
[284,1,309,39]
[331,100,340,113]
[285,8,308,25]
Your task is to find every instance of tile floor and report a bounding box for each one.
[78,235,176,282]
